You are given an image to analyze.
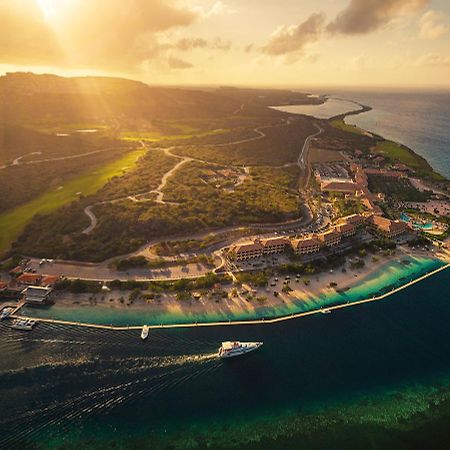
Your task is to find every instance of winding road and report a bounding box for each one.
[81,122,290,234]
[73,121,322,275]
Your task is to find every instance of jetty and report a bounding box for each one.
[6,263,449,332]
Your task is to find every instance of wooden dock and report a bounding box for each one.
[8,263,450,332]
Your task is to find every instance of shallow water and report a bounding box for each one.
[2,260,450,449]
[20,256,443,326]
[270,98,359,119]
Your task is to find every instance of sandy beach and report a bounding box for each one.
[33,245,448,326]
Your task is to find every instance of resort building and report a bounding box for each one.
[41,275,61,287]
[320,181,362,195]
[231,242,264,261]
[291,237,321,255]
[21,286,53,305]
[258,237,290,255]
[335,222,357,238]
[16,273,42,286]
[337,214,366,228]
[318,230,342,247]
[367,216,408,238]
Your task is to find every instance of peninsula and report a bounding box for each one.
[1,73,450,328]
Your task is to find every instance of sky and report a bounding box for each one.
[0,0,449,88]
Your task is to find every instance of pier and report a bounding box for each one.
[7,263,450,332]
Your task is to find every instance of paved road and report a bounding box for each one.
[28,258,212,282]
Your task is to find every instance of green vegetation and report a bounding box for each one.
[120,127,228,142]
[13,161,301,261]
[236,271,269,287]
[0,147,131,213]
[0,255,22,271]
[350,259,365,270]
[0,149,145,255]
[330,119,365,136]
[112,254,213,271]
[154,234,227,256]
[332,196,364,217]
[113,256,149,270]
[54,278,102,294]
[91,149,176,202]
[107,273,231,293]
[173,118,317,165]
[374,141,444,180]
[367,174,431,202]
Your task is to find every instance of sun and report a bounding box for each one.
[36,0,57,20]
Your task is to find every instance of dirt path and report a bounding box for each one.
[81,121,319,237]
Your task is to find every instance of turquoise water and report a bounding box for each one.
[399,213,434,230]
[21,256,444,326]
[2,265,450,449]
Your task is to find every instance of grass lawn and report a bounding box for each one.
[373,141,444,180]
[0,148,145,255]
[120,127,228,142]
[331,119,365,136]
[309,147,345,163]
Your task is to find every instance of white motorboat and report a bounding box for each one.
[11,319,37,331]
[321,308,331,314]
[141,325,149,340]
[218,341,263,359]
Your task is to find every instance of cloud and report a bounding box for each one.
[415,53,450,66]
[174,37,231,51]
[192,1,236,18]
[262,12,326,56]
[0,0,199,71]
[167,57,193,69]
[328,0,429,34]
[419,10,448,40]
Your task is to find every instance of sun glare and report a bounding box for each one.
[36,0,57,20]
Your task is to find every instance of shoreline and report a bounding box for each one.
[12,252,449,330]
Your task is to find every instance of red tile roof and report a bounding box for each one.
[233,242,263,254]
[16,273,42,284]
[41,275,60,286]
[259,237,289,247]
[321,181,361,193]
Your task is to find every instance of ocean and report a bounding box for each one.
[1,267,450,450]
[281,89,450,179]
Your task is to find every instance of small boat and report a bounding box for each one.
[321,308,331,315]
[141,325,149,340]
[218,341,263,359]
[11,319,37,331]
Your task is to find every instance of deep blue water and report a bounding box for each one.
[333,90,450,179]
[1,269,450,449]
